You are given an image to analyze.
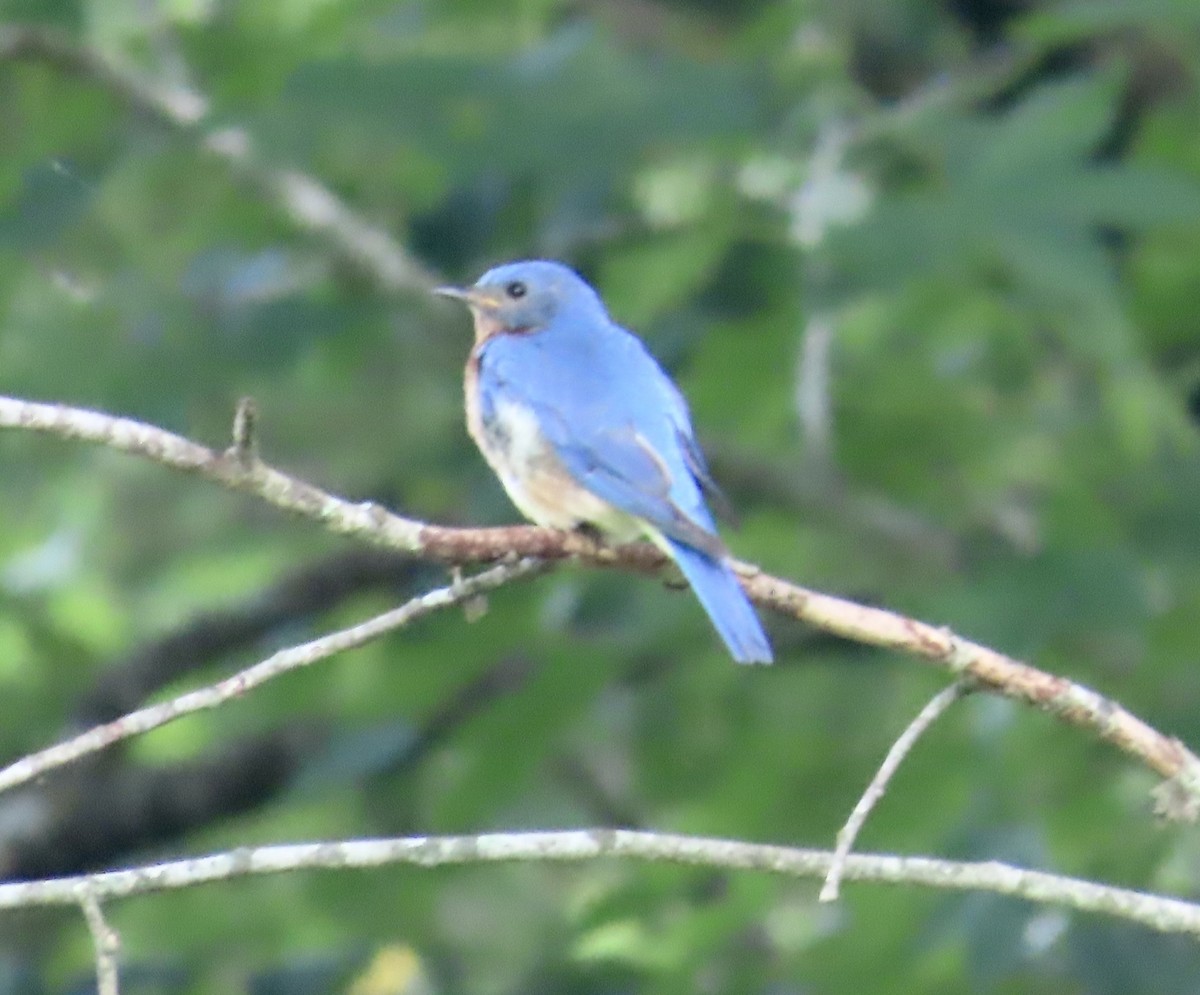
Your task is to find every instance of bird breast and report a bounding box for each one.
[464,359,642,540]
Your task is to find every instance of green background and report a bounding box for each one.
[3,0,1200,991]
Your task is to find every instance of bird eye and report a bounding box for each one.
[505,280,527,300]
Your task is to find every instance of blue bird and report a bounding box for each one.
[435,260,772,664]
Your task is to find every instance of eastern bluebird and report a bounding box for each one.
[436,260,773,664]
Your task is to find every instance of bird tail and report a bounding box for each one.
[665,538,773,664]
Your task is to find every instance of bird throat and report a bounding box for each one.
[471,312,536,345]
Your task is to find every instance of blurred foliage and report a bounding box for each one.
[3,0,1200,992]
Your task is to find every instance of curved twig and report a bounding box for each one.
[821,680,971,902]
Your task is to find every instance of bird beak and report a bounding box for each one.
[434,285,505,311]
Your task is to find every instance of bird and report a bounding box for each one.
[435,260,773,664]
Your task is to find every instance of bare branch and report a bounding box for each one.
[0,24,439,295]
[2,393,1196,811]
[229,396,259,468]
[75,548,424,724]
[820,680,970,902]
[80,892,120,995]
[0,558,545,796]
[748,568,1200,805]
[0,395,429,549]
[0,23,204,122]
[1,830,1198,939]
[1,658,535,880]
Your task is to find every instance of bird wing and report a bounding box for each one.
[671,410,737,526]
[623,342,737,527]
[537,408,725,557]
[478,330,726,557]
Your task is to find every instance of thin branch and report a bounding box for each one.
[750,568,1200,816]
[80,892,120,995]
[228,395,258,468]
[2,729,317,881]
[2,393,1197,813]
[820,680,970,902]
[0,24,439,295]
[0,558,545,796]
[1,657,536,880]
[1,830,1198,939]
[0,393,649,562]
[74,547,425,724]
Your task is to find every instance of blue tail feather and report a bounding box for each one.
[666,539,773,664]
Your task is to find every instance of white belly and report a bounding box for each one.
[474,396,645,542]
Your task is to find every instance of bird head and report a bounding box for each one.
[435,260,606,342]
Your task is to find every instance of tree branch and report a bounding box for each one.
[74,547,428,725]
[2,393,1196,814]
[0,23,439,295]
[1,830,1198,939]
[820,679,971,902]
[0,557,545,796]
[0,728,318,880]
[80,892,120,995]
[0,655,537,880]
